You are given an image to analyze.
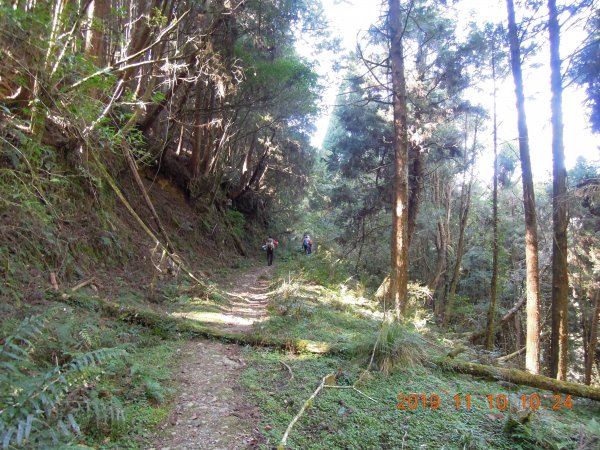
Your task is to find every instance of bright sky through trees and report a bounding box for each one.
[298,0,599,182]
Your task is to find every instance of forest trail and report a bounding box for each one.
[217,265,272,334]
[150,264,273,450]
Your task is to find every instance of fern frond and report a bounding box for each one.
[0,308,60,361]
[1,323,126,449]
[77,328,94,350]
[67,348,126,372]
[85,397,125,429]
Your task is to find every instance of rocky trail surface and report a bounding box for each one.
[150,265,273,449]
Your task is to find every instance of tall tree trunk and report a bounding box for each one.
[200,85,217,176]
[355,216,367,274]
[583,290,600,385]
[506,0,541,374]
[486,45,500,350]
[547,0,569,382]
[388,0,410,321]
[32,0,67,140]
[445,115,476,327]
[85,0,109,66]
[429,170,451,319]
[228,131,258,200]
[139,77,185,132]
[189,83,206,178]
[407,144,424,247]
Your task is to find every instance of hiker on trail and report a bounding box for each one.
[302,234,313,255]
[263,236,278,266]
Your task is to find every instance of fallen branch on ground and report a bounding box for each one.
[497,347,526,363]
[279,360,294,383]
[70,278,94,292]
[279,359,381,448]
[469,296,526,343]
[278,373,334,450]
[326,385,379,403]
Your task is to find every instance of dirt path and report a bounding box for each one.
[149,265,272,450]
[218,265,272,333]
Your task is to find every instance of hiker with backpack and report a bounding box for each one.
[263,236,278,266]
[302,234,313,255]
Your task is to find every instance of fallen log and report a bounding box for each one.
[447,345,468,358]
[470,296,526,343]
[497,347,526,363]
[435,357,600,401]
[471,263,552,343]
[54,291,342,355]
[53,286,600,401]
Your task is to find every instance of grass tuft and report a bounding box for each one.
[358,322,427,374]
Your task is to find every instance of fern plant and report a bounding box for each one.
[0,308,126,449]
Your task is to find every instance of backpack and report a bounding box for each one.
[266,239,275,250]
[303,237,309,247]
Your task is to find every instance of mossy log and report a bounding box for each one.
[446,345,468,358]
[57,293,341,355]
[435,357,600,401]
[54,291,600,401]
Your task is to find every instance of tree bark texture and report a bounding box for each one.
[445,116,476,327]
[228,131,258,200]
[85,0,109,66]
[388,0,410,320]
[407,144,424,247]
[506,0,541,374]
[190,83,208,178]
[429,170,452,318]
[548,0,569,382]
[486,49,500,350]
[583,291,600,385]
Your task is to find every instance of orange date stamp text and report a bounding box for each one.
[396,393,573,412]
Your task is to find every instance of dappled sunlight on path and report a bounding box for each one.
[173,265,273,334]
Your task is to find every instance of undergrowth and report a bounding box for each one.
[0,129,133,310]
[357,322,427,374]
[0,299,179,449]
[242,348,600,450]
[240,252,600,449]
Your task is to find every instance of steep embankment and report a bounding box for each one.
[0,159,266,449]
